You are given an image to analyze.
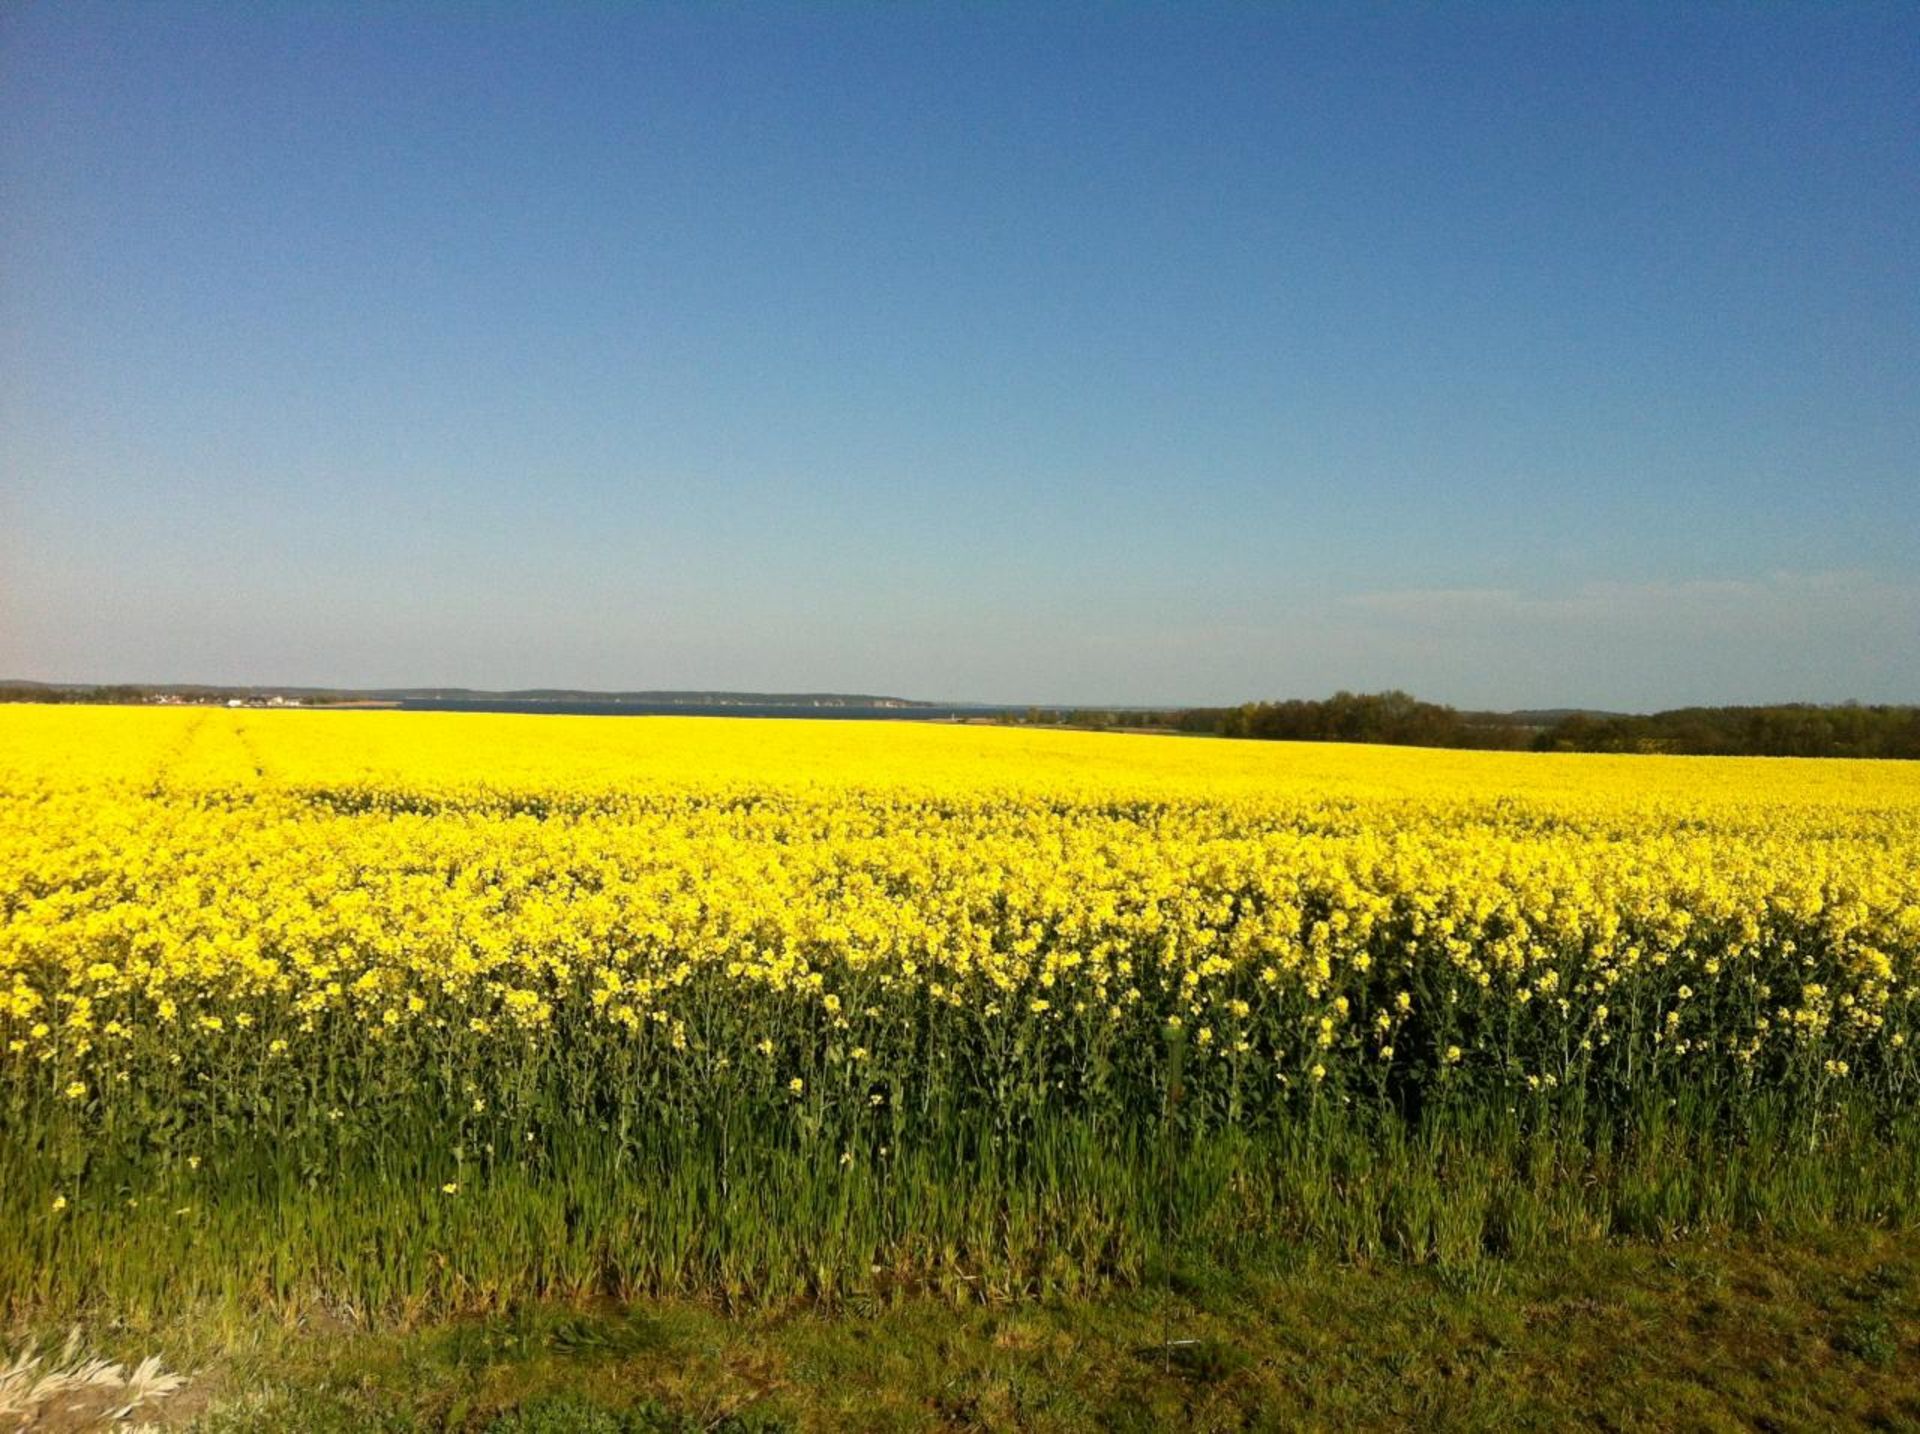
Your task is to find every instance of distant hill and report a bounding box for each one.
[0,680,928,709]
[354,688,926,707]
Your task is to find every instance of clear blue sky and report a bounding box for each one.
[3,2,1915,709]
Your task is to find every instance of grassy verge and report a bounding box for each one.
[12,1226,1911,1431]
[11,1092,1917,1427]
[10,1098,1919,1322]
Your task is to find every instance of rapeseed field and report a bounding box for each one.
[4,706,1917,1316]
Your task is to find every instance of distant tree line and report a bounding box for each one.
[1534,704,1920,759]
[1213,690,1534,749]
[1003,692,1920,759]
[1009,691,1536,748]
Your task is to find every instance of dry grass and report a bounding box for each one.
[0,1328,185,1431]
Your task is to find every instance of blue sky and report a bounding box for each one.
[3,2,1915,708]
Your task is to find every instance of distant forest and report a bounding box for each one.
[1009,691,1920,759]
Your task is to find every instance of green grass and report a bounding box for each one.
[51,1226,1919,1431]
[8,1095,1918,1322]
[10,1058,1917,1428]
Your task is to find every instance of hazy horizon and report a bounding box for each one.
[4,4,1915,710]
[4,668,1912,721]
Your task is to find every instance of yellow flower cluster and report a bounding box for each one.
[2,705,1917,1159]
